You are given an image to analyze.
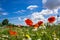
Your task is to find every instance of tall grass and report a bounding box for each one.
[0,25,60,40]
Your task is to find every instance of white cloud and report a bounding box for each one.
[0,8,8,16]
[22,9,58,24]
[29,9,58,24]
[42,0,60,13]
[14,10,26,14]
[57,17,60,23]
[31,12,44,20]
[42,0,60,14]
[23,18,28,21]
[40,9,53,15]
[42,0,47,4]
[31,9,57,16]
[53,9,59,13]
[27,5,38,10]
[0,12,8,16]
[2,13,8,15]
[18,17,22,21]
[22,8,59,25]
[43,0,60,9]
[30,12,45,24]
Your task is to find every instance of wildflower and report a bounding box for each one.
[9,30,17,36]
[34,23,39,29]
[39,23,46,29]
[25,19,33,26]
[2,34,8,38]
[52,31,56,37]
[25,34,30,39]
[38,21,43,26]
[23,34,31,40]
[32,23,39,31]
[52,31,59,40]
[23,38,31,40]
[32,28,38,31]
[54,38,59,40]
[48,16,56,23]
[37,38,41,40]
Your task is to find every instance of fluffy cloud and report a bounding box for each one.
[42,0,60,14]
[31,12,44,20]
[31,9,57,16]
[40,9,53,15]
[22,9,57,24]
[0,12,8,16]
[42,0,47,4]
[43,0,60,9]
[22,8,58,25]
[30,12,45,24]
[23,18,28,21]
[30,9,58,24]
[27,5,38,10]
[57,17,60,23]
[14,10,26,14]
[2,13,8,15]
[0,8,8,15]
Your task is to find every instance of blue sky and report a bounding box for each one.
[0,0,60,25]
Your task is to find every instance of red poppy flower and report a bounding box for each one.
[9,30,17,36]
[38,21,43,26]
[48,16,56,23]
[25,19,33,26]
[34,23,39,28]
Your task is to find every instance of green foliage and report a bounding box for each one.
[0,25,60,40]
[2,19,9,25]
[0,23,2,27]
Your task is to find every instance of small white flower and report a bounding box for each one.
[32,28,38,31]
[2,35,8,38]
[39,26,46,29]
[54,38,59,40]
[52,34,56,37]
[23,38,31,40]
[37,38,41,40]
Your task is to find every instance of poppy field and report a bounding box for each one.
[0,25,60,40]
[0,16,60,40]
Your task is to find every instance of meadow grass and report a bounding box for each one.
[0,25,60,40]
